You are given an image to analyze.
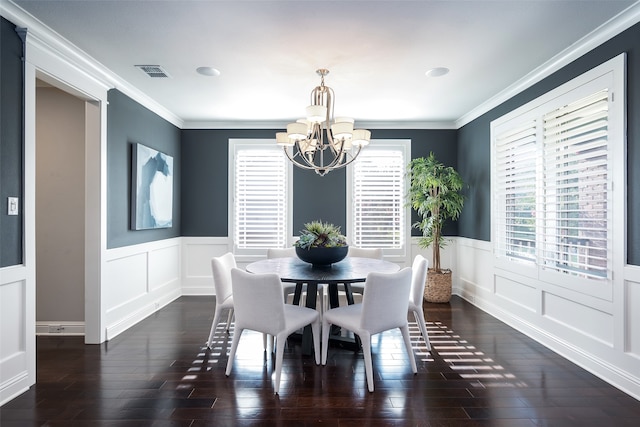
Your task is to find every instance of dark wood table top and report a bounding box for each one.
[245,256,400,284]
[246,256,400,354]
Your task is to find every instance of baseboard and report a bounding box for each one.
[35,321,85,336]
[105,289,181,340]
[0,371,29,407]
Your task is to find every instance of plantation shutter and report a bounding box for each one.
[541,90,609,279]
[494,119,538,261]
[352,148,405,248]
[234,148,287,249]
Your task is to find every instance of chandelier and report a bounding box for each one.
[276,69,370,176]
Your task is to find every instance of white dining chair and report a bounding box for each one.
[344,246,384,300]
[266,247,299,304]
[409,255,431,350]
[225,268,321,394]
[321,268,417,392]
[267,247,325,314]
[206,252,236,348]
[347,247,384,260]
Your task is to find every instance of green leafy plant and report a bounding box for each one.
[294,220,347,249]
[407,152,465,273]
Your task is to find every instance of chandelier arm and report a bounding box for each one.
[294,141,317,169]
[324,86,335,148]
[326,144,363,170]
[282,146,318,171]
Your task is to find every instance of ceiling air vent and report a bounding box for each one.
[135,65,171,78]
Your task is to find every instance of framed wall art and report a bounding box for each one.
[131,142,174,230]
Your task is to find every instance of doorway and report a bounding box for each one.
[33,74,103,344]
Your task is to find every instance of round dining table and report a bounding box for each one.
[245,256,400,354]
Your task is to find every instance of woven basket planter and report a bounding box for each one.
[424,269,452,303]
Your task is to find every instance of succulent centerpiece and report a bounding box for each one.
[294,221,348,266]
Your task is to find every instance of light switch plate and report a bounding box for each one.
[8,197,19,215]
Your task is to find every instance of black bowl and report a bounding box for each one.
[295,246,349,267]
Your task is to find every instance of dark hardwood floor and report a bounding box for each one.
[1,296,639,426]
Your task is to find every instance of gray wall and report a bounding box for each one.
[180,129,458,238]
[457,21,640,266]
[0,17,24,267]
[107,89,181,248]
[3,16,638,266]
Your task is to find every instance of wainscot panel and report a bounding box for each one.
[457,237,493,297]
[181,237,231,295]
[543,291,614,346]
[105,252,147,310]
[105,238,181,340]
[494,274,538,313]
[0,267,29,405]
[149,244,181,291]
[625,266,640,358]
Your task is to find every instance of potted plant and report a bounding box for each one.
[294,220,348,266]
[407,152,465,302]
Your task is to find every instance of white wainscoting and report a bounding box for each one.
[104,238,182,340]
[181,237,232,295]
[0,265,33,405]
[455,236,640,400]
[410,236,457,276]
[182,237,417,297]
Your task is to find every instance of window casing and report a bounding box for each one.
[347,140,410,258]
[491,54,625,300]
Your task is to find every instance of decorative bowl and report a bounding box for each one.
[295,246,349,267]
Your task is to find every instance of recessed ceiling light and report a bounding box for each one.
[197,67,221,77]
[425,67,449,77]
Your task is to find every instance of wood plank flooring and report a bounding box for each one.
[1,296,639,426]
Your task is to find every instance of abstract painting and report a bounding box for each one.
[131,143,173,230]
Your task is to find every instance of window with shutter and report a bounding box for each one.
[348,140,410,255]
[230,140,290,252]
[494,120,538,262]
[491,54,624,298]
[541,90,610,280]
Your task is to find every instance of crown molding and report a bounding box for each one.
[1,0,184,128]
[4,0,639,131]
[456,1,640,128]
[181,119,457,130]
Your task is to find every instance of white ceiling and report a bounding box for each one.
[9,0,640,128]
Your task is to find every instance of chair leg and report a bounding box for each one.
[361,333,374,392]
[273,332,287,394]
[311,317,321,365]
[225,327,244,376]
[400,325,418,374]
[225,308,234,332]
[318,285,325,316]
[206,307,223,348]
[413,309,431,350]
[321,318,331,365]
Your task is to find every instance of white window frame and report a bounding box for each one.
[228,139,293,257]
[491,54,626,301]
[346,139,411,262]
